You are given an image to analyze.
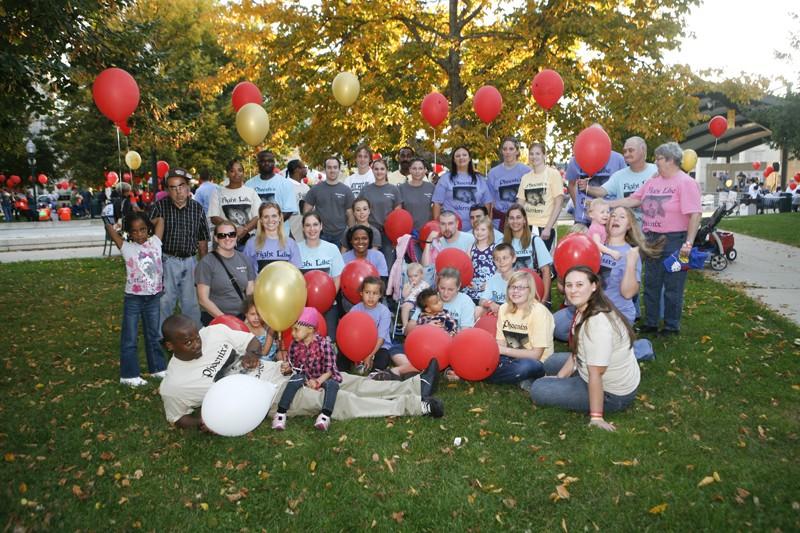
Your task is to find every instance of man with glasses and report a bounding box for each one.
[151,168,209,329]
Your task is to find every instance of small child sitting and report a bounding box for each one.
[242,295,277,361]
[415,288,459,337]
[400,262,430,331]
[586,199,621,261]
[272,307,341,431]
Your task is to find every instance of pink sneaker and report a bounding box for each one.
[314,413,330,431]
[272,413,287,430]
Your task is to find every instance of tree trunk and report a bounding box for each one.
[446,0,467,127]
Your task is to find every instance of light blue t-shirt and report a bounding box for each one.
[602,163,657,224]
[565,151,627,225]
[479,272,510,304]
[432,172,493,230]
[487,162,531,214]
[351,302,393,349]
[242,236,302,273]
[510,236,553,270]
[193,181,217,214]
[297,240,345,277]
[411,291,476,328]
[342,249,388,277]
[599,243,640,324]
[246,174,298,236]
[436,231,475,253]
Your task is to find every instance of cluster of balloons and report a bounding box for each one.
[232,81,270,146]
[404,326,499,380]
[92,68,140,136]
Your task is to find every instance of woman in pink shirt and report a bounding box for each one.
[610,142,701,336]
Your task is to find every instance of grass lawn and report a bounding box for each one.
[1,257,799,531]
[719,212,800,247]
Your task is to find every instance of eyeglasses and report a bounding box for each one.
[509,285,530,292]
[216,231,237,239]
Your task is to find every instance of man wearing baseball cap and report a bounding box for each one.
[150,168,209,329]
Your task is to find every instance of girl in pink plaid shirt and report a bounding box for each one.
[272,307,341,431]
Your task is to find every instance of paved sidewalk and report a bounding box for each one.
[0,246,116,263]
[704,233,800,325]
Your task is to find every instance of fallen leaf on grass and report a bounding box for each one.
[391,511,404,523]
[698,476,715,487]
[612,459,640,466]
[648,503,668,514]
[561,517,568,532]
[468,407,484,413]
[502,498,516,508]
[96,465,105,476]
[550,484,570,502]
[383,457,395,474]
[71,485,87,499]
[5,452,15,462]
[309,461,316,472]
[133,469,143,479]
[735,487,750,504]
[199,502,209,511]
[700,335,712,344]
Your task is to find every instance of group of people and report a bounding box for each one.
[109,130,703,434]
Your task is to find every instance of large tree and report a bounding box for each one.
[215,0,703,166]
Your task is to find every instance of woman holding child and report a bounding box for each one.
[195,220,256,326]
[530,266,640,431]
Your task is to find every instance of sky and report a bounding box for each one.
[664,0,798,93]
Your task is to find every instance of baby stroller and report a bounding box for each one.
[692,201,738,271]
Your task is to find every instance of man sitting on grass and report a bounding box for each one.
[158,315,443,431]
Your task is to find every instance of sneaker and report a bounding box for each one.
[368,369,401,381]
[636,325,659,335]
[314,413,331,431]
[150,370,167,380]
[420,358,440,399]
[354,363,368,376]
[660,328,680,336]
[518,379,533,392]
[120,376,148,387]
[271,413,287,431]
[421,397,445,418]
[444,369,461,382]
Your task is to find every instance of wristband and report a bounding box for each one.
[589,412,604,418]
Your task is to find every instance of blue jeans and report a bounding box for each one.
[484,355,545,384]
[120,293,166,378]
[1,202,13,222]
[278,373,339,414]
[644,231,688,331]
[160,255,201,331]
[530,353,637,412]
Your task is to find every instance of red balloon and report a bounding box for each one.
[433,163,444,174]
[106,171,119,186]
[519,268,545,301]
[341,259,379,304]
[157,161,170,179]
[473,85,503,124]
[281,309,327,348]
[553,233,601,278]
[116,121,131,136]
[573,126,611,177]
[122,172,132,183]
[384,209,414,244]
[92,68,140,123]
[0,175,5,184]
[435,248,474,287]
[448,328,499,381]
[304,270,337,313]
[209,314,249,333]
[420,92,449,128]
[752,161,761,170]
[764,166,773,177]
[789,182,798,191]
[37,174,47,186]
[231,81,262,112]
[531,69,564,110]
[708,115,727,138]
[794,173,800,183]
[474,314,497,336]
[418,220,440,249]
[336,311,378,362]
[404,325,452,371]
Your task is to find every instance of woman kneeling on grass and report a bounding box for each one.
[530,266,640,431]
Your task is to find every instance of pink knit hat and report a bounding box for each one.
[296,307,319,329]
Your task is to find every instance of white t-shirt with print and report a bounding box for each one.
[121,235,163,295]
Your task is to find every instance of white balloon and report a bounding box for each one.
[201,374,277,436]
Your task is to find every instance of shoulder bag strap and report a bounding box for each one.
[212,251,245,301]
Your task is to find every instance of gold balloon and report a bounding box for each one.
[681,148,698,172]
[254,262,307,332]
[125,150,142,170]
[725,179,733,188]
[235,103,270,146]
[332,71,360,107]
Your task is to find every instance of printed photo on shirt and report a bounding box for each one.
[453,185,477,204]
[524,185,547,206]
[257,192,275,204]
[498,184,519,203]
[222,204,251,227]
[300,263,330,275]
[641,195,669,218]
[503,330,529,349]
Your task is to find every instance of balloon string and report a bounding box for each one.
[544,110,549,166]
[712,138,718,160]
[116,126,123,181]
[433,129,437,170]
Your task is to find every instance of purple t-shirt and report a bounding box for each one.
[565,151,626,225]
[242,236,302,273]
[599,243,640,324]
[432,171,493,231]
[487,163,530,214]
[350,302,393,349]
[629,172,702,234]
[342,248,389,277]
